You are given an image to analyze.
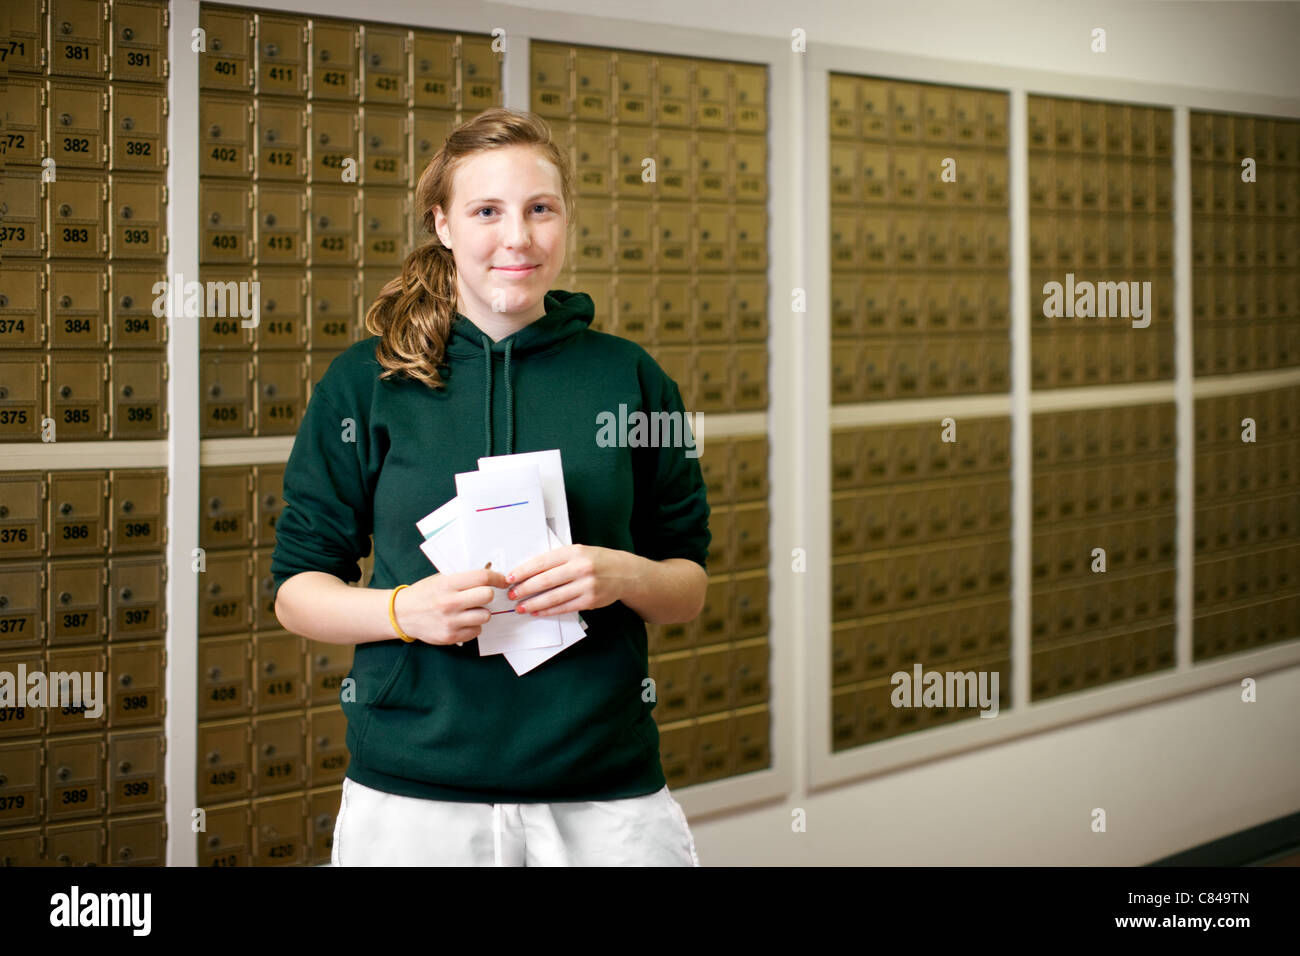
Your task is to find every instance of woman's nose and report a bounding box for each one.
[503,212,532,247]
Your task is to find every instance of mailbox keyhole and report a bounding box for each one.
[120,674,132,687]
[60,502,73,515]
[121,206,133,220]
[59,113,72,127]
[57,766,71,781]
[119,587,133,601]
[122,385,133,398]
[118,760,131,773]
[265,43,279,57]
[121,117,134,131]
[122,27,134,41]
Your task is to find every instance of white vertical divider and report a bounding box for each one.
[1173,105,1194,672]
[1008,88,1031,712]
[799,59,830,795]
[164,0,201,866]
[785,48,816,806]
[501,28,528,110]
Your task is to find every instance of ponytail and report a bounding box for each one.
[364,238,458,390]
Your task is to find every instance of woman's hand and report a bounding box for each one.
[394,567,509,645]
[505,545,634,617]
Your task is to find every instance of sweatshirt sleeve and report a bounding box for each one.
[628,358,711,570]
[269,381,375,601]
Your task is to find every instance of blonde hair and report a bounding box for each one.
[363,107,576,388]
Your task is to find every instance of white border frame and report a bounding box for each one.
[4,2,1298,861]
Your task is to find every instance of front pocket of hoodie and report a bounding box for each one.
[370,642,414,707]
[353,642,414,765]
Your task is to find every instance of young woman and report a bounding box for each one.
[271,107,710,866]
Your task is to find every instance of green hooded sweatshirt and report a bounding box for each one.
[270,290,711,803]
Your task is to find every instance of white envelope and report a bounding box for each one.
[415,452,589,672]
[477,449,573,546]
[455,464,561,654]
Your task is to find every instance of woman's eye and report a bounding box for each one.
[532,203,552,214]
[475,207,495,218]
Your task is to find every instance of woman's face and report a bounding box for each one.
[433,144,567,322]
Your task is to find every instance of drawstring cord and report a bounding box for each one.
[504,339,514,455]
[481,336,492,458]
[479,333,516,457]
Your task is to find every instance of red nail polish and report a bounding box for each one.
[516,605,525,613]
[507,574,515,583]
[507,590,516,599]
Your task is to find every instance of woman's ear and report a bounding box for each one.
[432,205,451,248]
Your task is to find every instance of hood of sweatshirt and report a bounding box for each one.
[444,290,594,459]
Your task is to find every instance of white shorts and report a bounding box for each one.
[331,776,701,867]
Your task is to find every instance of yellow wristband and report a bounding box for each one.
[389,584,413,642]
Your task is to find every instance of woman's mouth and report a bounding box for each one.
[494,264,538,275]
